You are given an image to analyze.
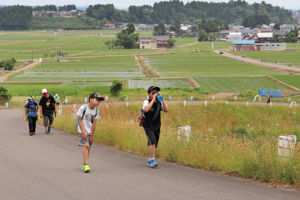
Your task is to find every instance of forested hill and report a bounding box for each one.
[87,0,294,24]
[0,1,296,30]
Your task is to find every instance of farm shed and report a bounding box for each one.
[233,40,255,51]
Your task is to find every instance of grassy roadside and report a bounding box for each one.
[41,103,300,188]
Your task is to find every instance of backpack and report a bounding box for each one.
[75,104,99,127]
[26,101,38,115]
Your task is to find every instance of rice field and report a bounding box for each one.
[271,75,300,89]
[63,81,113,87]
[193,77,290,93]
[144,53,282,77]
[156,79,192,88]
[128,79,155,89]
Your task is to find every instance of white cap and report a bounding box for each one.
[42,89,48,94]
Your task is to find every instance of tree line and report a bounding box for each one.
[32,4,76,11]
[0,5,32,30]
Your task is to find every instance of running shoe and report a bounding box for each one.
[48,127,51,133]
[45,130,49,134]
[84,164,90,173]
[29,132,33,136]
[81,164,85,171]
[147,159,158,168]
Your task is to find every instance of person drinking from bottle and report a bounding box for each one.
[142,86,168,168]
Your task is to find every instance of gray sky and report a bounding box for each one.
[1,0,299,10]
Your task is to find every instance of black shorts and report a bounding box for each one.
[144,128,160,148]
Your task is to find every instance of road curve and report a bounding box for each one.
[1,108,299,200]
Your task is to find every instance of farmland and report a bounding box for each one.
[271,75,300,89]
[193,77,291,93]
[156,79,192,88]
[144,53,282,77]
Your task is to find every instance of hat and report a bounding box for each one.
[28,96,33,101]
[42,89,48,94]
[89,92,105,101]
[147,86,160,93]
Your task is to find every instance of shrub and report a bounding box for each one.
[0,86,12,101]
[110,80,123,97]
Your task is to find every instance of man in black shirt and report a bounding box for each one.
[142,86,168,168]
[39,89,57,134]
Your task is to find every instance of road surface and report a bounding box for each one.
[1,108,299,200]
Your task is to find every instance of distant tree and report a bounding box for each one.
[125,23,135,34]
[198,30,208,41]
[0,86,12,102]
[274,23,280,30]
[110,80,123,97]
[167,38,176,48]
[154,23,166,35]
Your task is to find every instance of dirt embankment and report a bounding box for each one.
[186,77,200,88]
[135,56,161,78]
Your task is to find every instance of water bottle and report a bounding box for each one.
[157,94,164,102]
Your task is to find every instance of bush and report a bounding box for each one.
[238,90,257,98]
[110,80,123,97]
[0,86,12,101]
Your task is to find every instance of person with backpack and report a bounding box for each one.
[266,95,271,104]
[24,96,39,136]
[39,89,57,134]
[76,92,104,173]
[142,86,169,168]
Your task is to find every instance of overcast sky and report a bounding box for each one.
[1,0,299,10]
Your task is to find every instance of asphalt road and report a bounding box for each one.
[1,108,299,200]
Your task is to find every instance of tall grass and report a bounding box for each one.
[48,103,300,187]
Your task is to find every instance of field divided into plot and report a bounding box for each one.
[231,51,300,67]
[128,79,154,90]
[156,79,192,88]
[63,81,113,87]
[271,75,300,89]
[144,53,282,77]
[7,56,145,82]
[193,77,290,93]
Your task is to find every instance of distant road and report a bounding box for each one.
[214,50,300,75]
[1,108,299,200]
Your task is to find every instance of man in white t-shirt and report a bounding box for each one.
[76,92,105,173]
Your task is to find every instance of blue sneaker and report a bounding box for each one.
[147,159,158,168]
[45,130,49,134]
[48,127,51,133]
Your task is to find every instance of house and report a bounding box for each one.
[153,36,170,48]
[280,24,298,33]
[257,33,273,43]
[104,24,115,29]
[228,32,242,42]
[233,40,255,51]
[255,43,286,51]
[241,30,254,39]
[139,38,157,49]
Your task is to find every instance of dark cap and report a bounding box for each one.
[28,96,33,101]
[147,86,160,93]
[89,92,105,101]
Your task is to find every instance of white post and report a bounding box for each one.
[246,102,249,106]
[65,98,68,104]
[191,96,193,101]
[106,104,109,108]
[73,104,76,109]
[235,96,237,101]
[289,101,297,108]
[177,127,183,141]
[169,96,172,100]
[105,96,108,101]
[204,101,207,107]
[212,96,215,100]
[226,101,228,105]
[183,101,186,107]
[270,102,272,107]
[85,97,87,103]
[288,97,291,102]
[5,102,8,108]
[126,102,128,107]
[184,126,191,142]
[278,135,297,158]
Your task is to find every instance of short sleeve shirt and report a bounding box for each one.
[76,105,99,135]
[142,99,164,131]
[24,101,38,117]
[39,95,55,116]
